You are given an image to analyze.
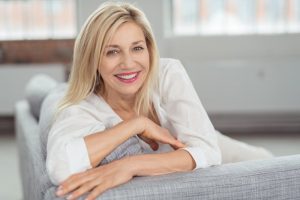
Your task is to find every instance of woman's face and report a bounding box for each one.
[99,22,150,98]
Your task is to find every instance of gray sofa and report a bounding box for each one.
[15,74,300,200]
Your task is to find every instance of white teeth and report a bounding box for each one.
[116,73,137,80]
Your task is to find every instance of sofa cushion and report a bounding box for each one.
[39,83,68,160]
[41,154,300,200]
[25,74,58,120]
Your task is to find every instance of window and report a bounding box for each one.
[0,0,76,40]
[172,0,300,35]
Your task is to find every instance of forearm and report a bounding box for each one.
[126,149,196,176]
[84,117,144,167]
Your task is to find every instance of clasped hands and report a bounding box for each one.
[56,117,185,200]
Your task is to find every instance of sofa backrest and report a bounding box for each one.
[39,84,67,161]
[15,74,63,200]
[16,100,44,200]
[24,74,58,120]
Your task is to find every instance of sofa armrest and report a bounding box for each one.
[43,154,300,200]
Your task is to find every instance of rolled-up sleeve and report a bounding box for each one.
[46,106,105,185]
[160,59,221,169]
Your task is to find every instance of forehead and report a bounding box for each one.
[108,22,145,45]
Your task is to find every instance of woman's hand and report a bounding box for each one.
[138,117,186,151]
[56,159,134,200]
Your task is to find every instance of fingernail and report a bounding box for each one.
[56,188,63,196]
[178,142,185,147]
[66,194,73,200]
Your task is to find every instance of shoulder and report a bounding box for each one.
[159,58,186,77]
[156,58,190,97]
[159,58,183,71]
[158,58,188,81]
[58,93,105,119]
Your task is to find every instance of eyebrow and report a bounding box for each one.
[106,40,145,48]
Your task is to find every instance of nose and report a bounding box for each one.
[120,52,135,68]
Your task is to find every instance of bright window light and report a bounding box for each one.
[0,0,77,40]
[172,0,300,35]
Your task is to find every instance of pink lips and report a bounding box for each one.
[115,71,140,84]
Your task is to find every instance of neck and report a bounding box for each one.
[102,91,136,113]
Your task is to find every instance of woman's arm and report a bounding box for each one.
[56,149,195,200]
[47,107,183,185]
[84,117,141,168]
[159,59,222,168]
[128,149,195,176]
[85,116,185,168]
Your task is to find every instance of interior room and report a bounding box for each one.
[0,0,299,199]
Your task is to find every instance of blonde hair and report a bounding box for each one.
[58,2,159,117]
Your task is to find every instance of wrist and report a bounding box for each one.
[121,150,196,177]
[121,156,140,176]
[131,116,147,134]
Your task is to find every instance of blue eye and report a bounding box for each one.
[106,49,119,56]
[133,46,144,51]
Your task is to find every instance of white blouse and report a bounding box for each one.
[46,58,221,185]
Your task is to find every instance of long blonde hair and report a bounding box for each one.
[58,2,159,117]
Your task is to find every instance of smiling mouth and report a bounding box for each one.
[114,71,140,83]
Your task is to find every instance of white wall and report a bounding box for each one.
[0,64,65,115]
[185,59,300,113]
[76,0,300,116]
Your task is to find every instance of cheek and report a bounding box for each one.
[98,66,111,82]
[143,50,150,71]
[99,59,115,74]
[100,56,120,72]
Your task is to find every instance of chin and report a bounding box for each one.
[120,88,140,96]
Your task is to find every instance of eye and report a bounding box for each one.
[106,49,119,56]
[133,46,144,52]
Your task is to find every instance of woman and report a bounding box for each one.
[47,2,272,200]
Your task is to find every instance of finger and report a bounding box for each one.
[139,135,159,150]
[85,182,109,200]
[159,133,184,147]
[164,137,186,149]
[57,171,96,196]
[138,135,152,144]
[145,139,159,151]
[149,141,159,151]
[170,140,186,150]
[57,173,83,196]
[66,179,102,200]
[173,140,186,148]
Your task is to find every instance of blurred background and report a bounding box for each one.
[0,0,299,199]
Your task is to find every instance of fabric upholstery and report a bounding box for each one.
[24,74,58,120]
[43,153,300,200]
[16,100,51,200]
[94,154,300,200]
[39,83,67,161]
[15,74,300,200]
